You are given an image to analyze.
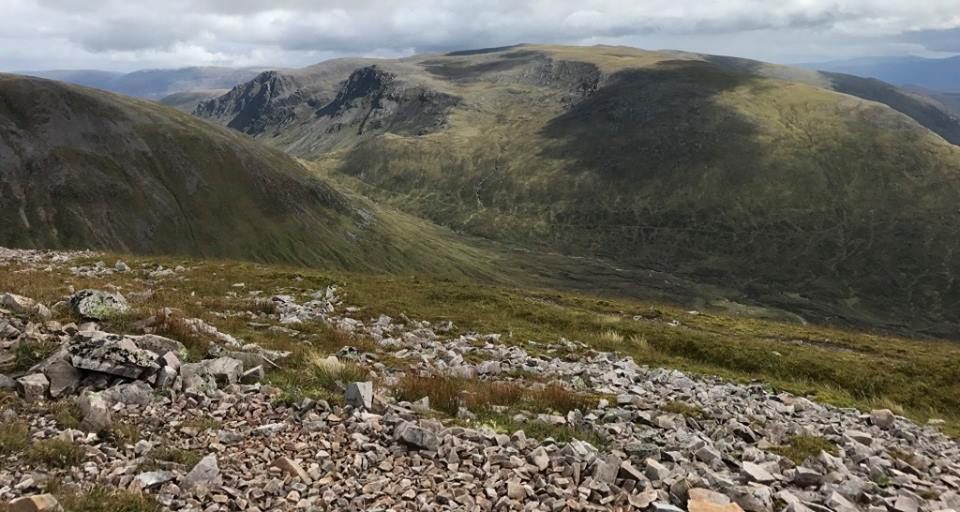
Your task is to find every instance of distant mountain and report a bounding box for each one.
[801,56,960,92]
[0,73,496,276]
[194,44,960,329]
[158,89,230,112]
[17,67,268,99]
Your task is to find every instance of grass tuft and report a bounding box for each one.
[662,401,707,419]
[0,422,30,456]
[59,486,162,512]
[27,438,86,468]
[14,340,59,371]
[771,434,838,464]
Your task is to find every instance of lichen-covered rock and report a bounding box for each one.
[78,390,112,433]
[69,290,129,320]
[67,332,160,379]
[180,357,243,392]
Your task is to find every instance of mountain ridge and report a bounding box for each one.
[193,44,960,331]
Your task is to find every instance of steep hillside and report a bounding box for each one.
[195,45,960,330]
[0,74,497,277]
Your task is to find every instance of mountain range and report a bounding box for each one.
[16,67,266,100]
[5,45,960,333]
[802,55,960,92]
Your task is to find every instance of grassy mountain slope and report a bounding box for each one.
[0,74,501,278]
[195,45,960,331]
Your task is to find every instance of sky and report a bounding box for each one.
[2,0,960,72]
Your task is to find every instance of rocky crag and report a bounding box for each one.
[1,247,959,512]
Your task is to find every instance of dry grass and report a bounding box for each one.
[142,446,203,470]
[149,308,209,360]
[58,487,162,512]
[26,439,86,468]
[394,374,596,416]
[0,422,30,456]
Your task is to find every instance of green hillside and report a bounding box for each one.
[196,45,960,332]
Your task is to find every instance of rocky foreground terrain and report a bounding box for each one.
[1,247,959,512]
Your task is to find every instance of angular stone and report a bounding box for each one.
[646,458,671,481]
[592,454,621,484]
[742,461,776,484]
[870,409,896,429]
[506,479,525,500]
[181,357,243,391]
[529,446,550,472]
[103,381,153,406]
[17,373,49,402]
[344,381,373,410]
[70,290,129,320]
[135,471,175,489]
[894,495,919,512]
[629,490,659,509]
[78,391,112,433]
[696,445,723,464]
[395,421,439,451]
[183,454,222,492]
[272,456,312,483]
[68,333,161,379]
[7,494,62,512]
[844,429,873,445]
[826,491,858,512]
[792,467,822,487]
[44,359,81,398]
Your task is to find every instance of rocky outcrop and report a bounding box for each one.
[69,290,129,320]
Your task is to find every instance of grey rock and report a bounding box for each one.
[792,467,823,487]
[870,409,896,429]
[78,391,112,433]
[345,381,373,409]
[181,357,243,391]
[44,358,81,398]
[529,446,550,471]
[182,454,222,492]
[894,495,920,512]
[103,381,153,406]
[646,458,671,481]
[69,289,129,320]
[1,293,36,314]
[395,421,439,451]
[17,373,49,402]
[826,491,859,512]
[742,461,776,484]
[593,454,621,484]
[135,471,175,489]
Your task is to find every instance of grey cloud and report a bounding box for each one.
[4,1,960,71]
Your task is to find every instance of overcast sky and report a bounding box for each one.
[3,0,959,72]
